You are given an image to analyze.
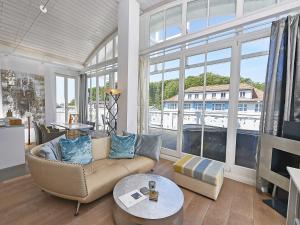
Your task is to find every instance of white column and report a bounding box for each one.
[117,0,140,134]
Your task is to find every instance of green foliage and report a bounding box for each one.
[149,73,264,109]
[68,99,76,106]
[88,87,106,102]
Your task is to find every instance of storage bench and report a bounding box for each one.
[173,154,224,200]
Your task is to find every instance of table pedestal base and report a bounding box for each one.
[113,203,183,225]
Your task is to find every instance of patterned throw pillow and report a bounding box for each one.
[109,134,136,159]
[59,135,93,165]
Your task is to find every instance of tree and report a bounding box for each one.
[68,99,75,106]
[149,72,264,109]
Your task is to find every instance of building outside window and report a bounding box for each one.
[221,92,226,98]
[212,92,217,99]
[238,103,248,111]
[195,94,199,99]
[184,103,191,110]
[255,103,262,112]
[240,91,246,98]
[212,103,225,111]
[188,94,192,99]
[195,103,203,110]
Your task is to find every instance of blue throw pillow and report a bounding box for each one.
[109,134,136,159]
[59,135,93,165]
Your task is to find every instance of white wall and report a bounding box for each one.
[0,54,80,142]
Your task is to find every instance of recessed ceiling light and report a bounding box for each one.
[40,4,47,13]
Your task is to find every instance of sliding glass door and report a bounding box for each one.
[181,47,231,162]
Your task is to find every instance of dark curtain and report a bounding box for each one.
[78,73,87,123]
[257,15,300,190]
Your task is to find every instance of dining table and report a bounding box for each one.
[51,122,93,139]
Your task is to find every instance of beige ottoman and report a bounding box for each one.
[173,155,224,200]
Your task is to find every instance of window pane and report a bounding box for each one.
[149,74,162,127]
[186,54,205,66]
[98,75,108,131]
[241,37,270,55]
[166,5,182,40]
[164,59,180,70]
[207,48,231,61]
[88,77,97,123]
[162,70,179,150]
[150,63,163,73]
[203,61,231,162]
[209,0,235,26]
[91,56,97,65]
[150,11,165,46]
[114,36,118,57]
[56,76,65,123]
[182,67,205,156]
[244,0,276,14]
[98,47,105,63]
[187,0,207,33]
[106,40,113,60]
[235,55,268,169]
[67,78,76,119]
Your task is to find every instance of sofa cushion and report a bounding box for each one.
[84,162,130,203]
[115,156,156,174]
[38,134,66,160]
[123,132,162,161]
[109,134,136,159]
[92,137,111,160]
[60,135,93,165]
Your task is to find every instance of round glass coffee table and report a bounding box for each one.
[113,174,184,225]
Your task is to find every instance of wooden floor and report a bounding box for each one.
[0,159,285,225]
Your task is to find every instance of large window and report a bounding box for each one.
[86,33,118,131]
[56,76,77,123]
[144,1,287,181]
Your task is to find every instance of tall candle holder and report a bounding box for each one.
[104,88,122,135]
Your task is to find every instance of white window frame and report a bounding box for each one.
[141,0,300,185]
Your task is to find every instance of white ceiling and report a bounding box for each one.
[0,0,168,67]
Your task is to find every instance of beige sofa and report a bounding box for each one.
[27,137,156,215]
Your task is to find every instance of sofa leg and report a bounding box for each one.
[74,201,81,216]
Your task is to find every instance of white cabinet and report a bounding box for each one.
[0,126,25,169]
